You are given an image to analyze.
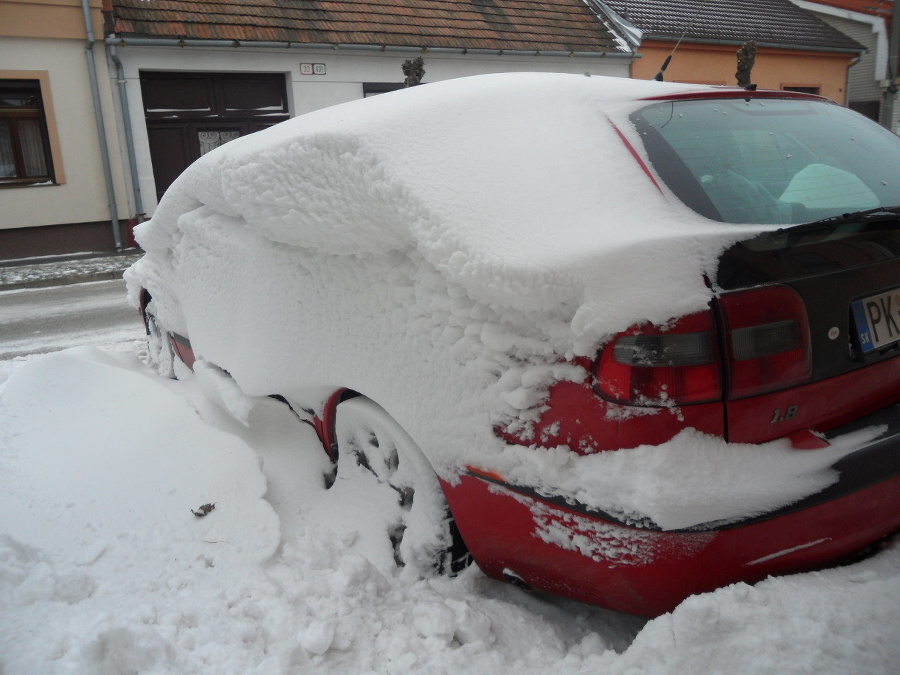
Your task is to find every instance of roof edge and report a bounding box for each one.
[641,34,864,54]
[103,36,636,58]
[584,0,643,48]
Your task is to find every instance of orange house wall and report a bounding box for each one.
[631,41,855,104]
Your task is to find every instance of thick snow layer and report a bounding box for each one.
[126,73,877,530]
[489,426,883,530]
[125,73,891,533]
[1,347,898,674]
[135,74,761,334]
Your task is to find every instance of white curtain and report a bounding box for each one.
[18,119,48,177]
[0,120,15,177]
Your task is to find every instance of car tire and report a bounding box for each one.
[144,300,176,379]
[333,396,471,576]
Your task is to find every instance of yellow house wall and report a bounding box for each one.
[0,0,105,40]
[632,41,854,104]
[0,0,129,232]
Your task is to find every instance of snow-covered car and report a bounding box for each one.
[128,73,900,617]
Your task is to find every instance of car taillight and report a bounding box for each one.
[595,285,812,407]
[595,310,722,405]
[719,285,811,399]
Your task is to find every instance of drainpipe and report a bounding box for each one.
[81,0,123,250]
[109,44,144,218]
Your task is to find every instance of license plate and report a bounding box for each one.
[852,286,900,353]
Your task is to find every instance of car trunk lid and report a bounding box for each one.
[715,219,900,443]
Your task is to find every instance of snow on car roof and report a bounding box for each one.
[140,73,765,344]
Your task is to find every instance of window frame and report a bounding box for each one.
[363,82,406,97]
[782,85,821,95]
[0,72,63,188]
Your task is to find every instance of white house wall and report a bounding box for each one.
[793,0,898,133]
[110,45,632,215]
[0,37,129,233]
[823,14,883,103]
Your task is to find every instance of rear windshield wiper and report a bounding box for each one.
[775,205,900,249]
[782,205,900,235]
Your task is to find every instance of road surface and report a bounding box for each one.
[0,279,145,361]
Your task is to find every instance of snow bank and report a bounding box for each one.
[0,347,279,566]
[0,347,897,674]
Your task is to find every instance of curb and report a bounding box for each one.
[0,250,141,292]
[0,270,128,292]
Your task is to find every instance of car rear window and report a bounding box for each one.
[632,97,900,224]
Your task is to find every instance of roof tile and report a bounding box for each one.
[109,0,629,53]
[603,0,864,52]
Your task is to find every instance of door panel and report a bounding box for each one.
[146,125,191,201]
[141,72,289,200]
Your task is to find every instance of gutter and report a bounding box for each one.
[103,36,634,59]
[108,44,144,218]
[642,34,865,55]
[81,0,123,250]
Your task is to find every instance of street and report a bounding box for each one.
[0,279,145,361]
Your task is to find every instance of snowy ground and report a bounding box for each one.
[1,337,898,674]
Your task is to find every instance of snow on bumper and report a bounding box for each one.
[445,403,900,616]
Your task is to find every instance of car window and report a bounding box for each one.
[632,97,900,224]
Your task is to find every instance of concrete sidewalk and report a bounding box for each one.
[0,250,142,291]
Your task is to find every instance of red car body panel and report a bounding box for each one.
[441,471,900,617]
[455,337,900,616]
[727,357,900,443]
[172,333,196,369]
[496,371,726,454]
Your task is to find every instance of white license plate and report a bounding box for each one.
[852,286,900,353]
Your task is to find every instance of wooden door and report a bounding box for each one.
[141,72,289,201]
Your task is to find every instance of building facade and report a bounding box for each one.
[4,0,883,260]
[604,0,865,102]
[794,0,900,132]
[1,0,637,259]
[1,0,131,259]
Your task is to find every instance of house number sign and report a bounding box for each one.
[300,63,327,75]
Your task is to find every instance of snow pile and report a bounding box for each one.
[0,347,898,674]
[0,347,279,567]
[0,253,140,289]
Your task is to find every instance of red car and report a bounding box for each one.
[130,74,900,616]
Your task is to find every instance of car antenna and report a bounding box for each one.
[653,20,694,81]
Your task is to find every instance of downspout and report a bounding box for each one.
[81,0,123,249]
[109,44,144,218]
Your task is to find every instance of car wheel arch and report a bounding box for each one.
[322,390,472,575]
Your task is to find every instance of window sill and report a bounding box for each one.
[0,179,59,188]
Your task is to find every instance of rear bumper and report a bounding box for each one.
[443,402,900,617]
